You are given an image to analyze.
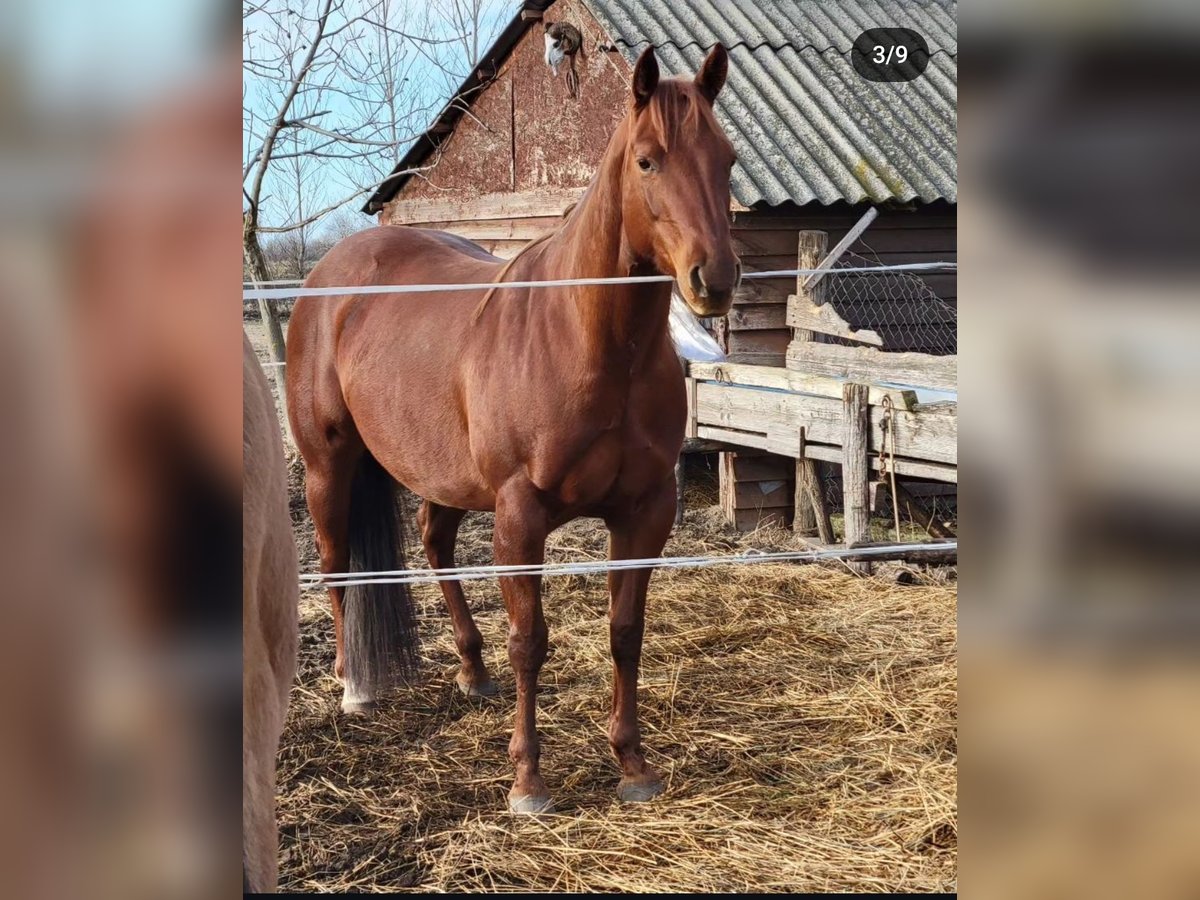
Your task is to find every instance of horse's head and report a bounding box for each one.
[621,45,740,317]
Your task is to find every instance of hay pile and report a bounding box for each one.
[277,458,957,893]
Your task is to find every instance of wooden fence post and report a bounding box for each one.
[842,382,872,575]
[793,231,825,536]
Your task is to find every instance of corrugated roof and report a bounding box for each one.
[587,0,957,206]
[364,0,957,212]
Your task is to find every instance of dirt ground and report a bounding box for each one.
[247,320,958,893]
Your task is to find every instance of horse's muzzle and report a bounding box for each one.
[682,257,740,317]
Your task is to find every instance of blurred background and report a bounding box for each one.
[959,1,1200,897]
[0,0,1197,897]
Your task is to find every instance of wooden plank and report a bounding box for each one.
[730,204,958,231]
[798,538,957,565]
[727,303,786,331]
[805,206,878,292]
[733,480,793,508]
[384,188,584,225]
[687,361,916,410]
[732,280,772,305]
[520,8,544,20]
[800,443,957,483]
[693,382,955,464]
[685,377,698,440]
[842,383,872,575]
[801,460,840,547]
[719,452,736,522]
[696,424,769,451]
[723,454,793,481]
[727,329,790,356]
[786,294,883,346]
[786,342,957,392]
[434,219,560,241]
[724,350,785,366]
[720,447,796,531]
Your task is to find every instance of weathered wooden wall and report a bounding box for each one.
[381,0,627,249]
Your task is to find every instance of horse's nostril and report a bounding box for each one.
[689,265,708,298]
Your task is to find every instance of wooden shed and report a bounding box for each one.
[364,0,957,533]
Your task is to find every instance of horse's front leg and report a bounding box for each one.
[493,483,552,813]
[604,477,676,802]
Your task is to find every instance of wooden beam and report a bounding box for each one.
[800,443,958,484]
[382,188,585,226]
[685,376,698,439]
[693,427,958,486]
[842,383,872,575]
[687,361,916,410]
[694,381,956,465]
[724,350,785,366]
[786,342,958,393]
[804,206,878,294]
[798,537,957,566]
[786,294,883,346]
[792,231,825,538]
[795,428,834,542]
[520,8,543,20]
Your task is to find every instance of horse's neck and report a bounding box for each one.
[541,137,672,360]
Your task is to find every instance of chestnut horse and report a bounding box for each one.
[286,46,738,812]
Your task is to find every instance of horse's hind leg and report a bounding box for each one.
[304,445,361,692]
[417,500,497,697]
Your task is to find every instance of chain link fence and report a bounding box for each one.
[820,246,957,356]
[811,244,957,526]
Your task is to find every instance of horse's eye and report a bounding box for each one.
[637,157,654,173]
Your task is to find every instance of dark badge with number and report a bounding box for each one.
[851,28,930,83]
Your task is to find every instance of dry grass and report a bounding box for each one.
[277,456,957,893]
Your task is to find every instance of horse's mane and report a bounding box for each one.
[471,201,576,323]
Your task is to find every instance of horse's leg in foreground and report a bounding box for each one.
[605,480,676,801]
[417,500,497,696]
[493,485,552,812]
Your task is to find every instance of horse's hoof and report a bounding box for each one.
[617,775,664,803]
[340,696,377,716]
[508,794,555,815]
[456,672,499,698]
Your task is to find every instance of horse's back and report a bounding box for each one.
[304,225,502,291]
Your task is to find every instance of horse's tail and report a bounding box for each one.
[342,451,420,700]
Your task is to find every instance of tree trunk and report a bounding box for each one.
[243,214,293,445]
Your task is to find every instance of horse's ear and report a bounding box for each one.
[694,44,728,102]
[632,47,659,108]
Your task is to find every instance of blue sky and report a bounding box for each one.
[243,1,513,235]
